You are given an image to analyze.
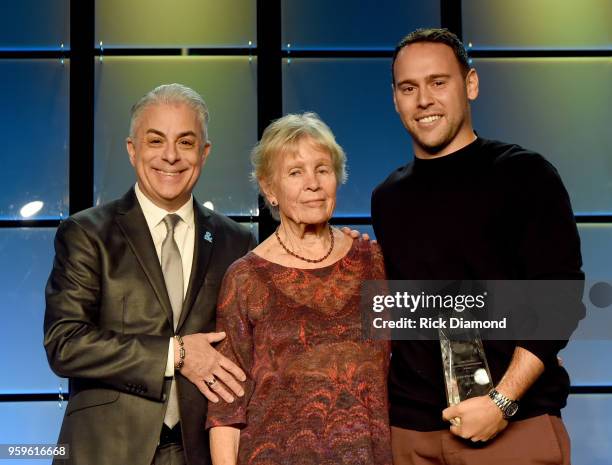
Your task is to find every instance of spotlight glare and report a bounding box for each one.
[203,201,214,211]
[20,200,44,218]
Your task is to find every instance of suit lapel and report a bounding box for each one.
[177,201,215,332]
[115,189,174,328]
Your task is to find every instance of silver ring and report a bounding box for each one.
[204,377,217,389]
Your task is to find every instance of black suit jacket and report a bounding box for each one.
[44,189,256,465]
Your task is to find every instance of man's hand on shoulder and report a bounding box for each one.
[176,332,246,403]
[442,396,508,442]
[340,226,376,243]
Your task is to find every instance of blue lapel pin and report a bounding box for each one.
[203,231,213,243]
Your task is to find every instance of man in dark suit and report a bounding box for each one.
[44,83,255,465]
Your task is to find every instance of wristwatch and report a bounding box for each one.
[488,389,519,419]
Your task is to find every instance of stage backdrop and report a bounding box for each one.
[0,1,610,464]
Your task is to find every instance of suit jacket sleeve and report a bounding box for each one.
[44,217,169,401]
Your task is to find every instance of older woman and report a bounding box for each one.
[206,113,391,465]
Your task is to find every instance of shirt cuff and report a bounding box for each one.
[165,337,175,377]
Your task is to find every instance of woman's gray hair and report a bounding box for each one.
[129,83,210,142]
[251,112,347,220]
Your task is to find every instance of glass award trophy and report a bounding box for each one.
[439,327,493,407]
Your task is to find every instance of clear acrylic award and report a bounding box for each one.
[439,327,493,406]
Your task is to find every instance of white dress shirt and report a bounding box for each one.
[134,183,195,376]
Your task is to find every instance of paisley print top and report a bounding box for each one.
[206,240,392,465]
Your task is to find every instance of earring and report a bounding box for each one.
[271,200,278,207]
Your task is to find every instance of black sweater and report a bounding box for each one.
[371,137,585,431]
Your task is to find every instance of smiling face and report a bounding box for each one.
[126,102,211,211]
[392,42,479,158]
[263,137,337,227]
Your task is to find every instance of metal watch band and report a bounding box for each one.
[489,389,517,418]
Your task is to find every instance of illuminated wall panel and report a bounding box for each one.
[577,224,612,278]
[0,229,68,394]
[561,224,612,386]
[0,401,65,465]
[562,340,612,386]
[472,58,611,214]
[283,58,412,216]
[0,60,69,220]
[463,0,611,50]
[94,57,258,215]
[95,0,256,48]
[564,395,612,465]
[0,0,69,50]
[281,0,439,50]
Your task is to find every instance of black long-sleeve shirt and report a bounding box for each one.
[371,137,585,431]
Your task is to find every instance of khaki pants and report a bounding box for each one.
[392,414,570,465]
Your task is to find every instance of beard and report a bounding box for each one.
[406,115,472,158]
[410,126,456,157]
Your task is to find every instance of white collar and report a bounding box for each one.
[134,183,195,230]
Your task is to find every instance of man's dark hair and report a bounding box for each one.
[391,28,471,84]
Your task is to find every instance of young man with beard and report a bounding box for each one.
[371,28,584,465]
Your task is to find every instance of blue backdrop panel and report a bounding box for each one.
[462,0,611,50]
[0,228,67,394]
[283,58,412,217]
[564,394,612,465]
[0,401,65,465]
[281,0,439,50]
[95,0,256,48]
[577,224,612,278]
[472,58,611,215]
[94,56,258,216]
[0,60,70,220]
[562,340,612,387]
[0,0,69,50]
[561,224,612,386]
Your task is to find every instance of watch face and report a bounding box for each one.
[505,402,519,417]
